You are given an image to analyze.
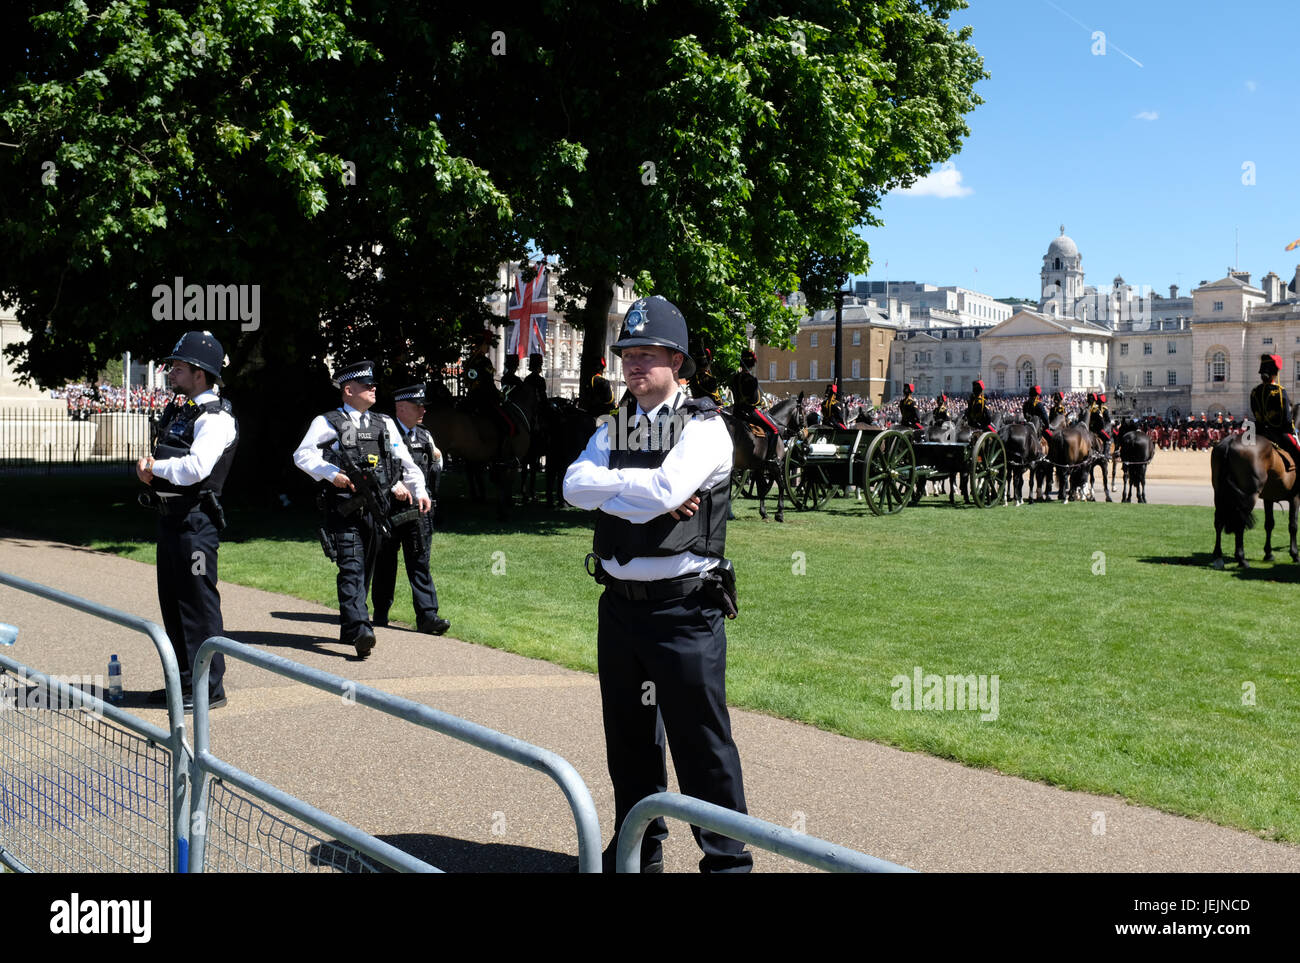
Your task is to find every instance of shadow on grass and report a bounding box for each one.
[1139,554,1300,583]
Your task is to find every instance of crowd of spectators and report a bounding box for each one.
[51,382,175,420]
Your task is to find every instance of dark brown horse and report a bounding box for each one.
[1047,414,1092,502]
[424,381,535,518]
[1116,418,1154,503]
[1000,419,1046,505]
[1210,435,1298,569]
[723,396,800,522]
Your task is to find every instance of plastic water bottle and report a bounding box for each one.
[107,654,124,704]
[0,623,16,646]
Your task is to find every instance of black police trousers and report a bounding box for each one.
[156,508,225,697]
[371,517,440,624]
[596,586,752,873]
[325,510,381,643]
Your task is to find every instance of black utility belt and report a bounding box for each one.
[138,492,202,516]
[585,553,706,602]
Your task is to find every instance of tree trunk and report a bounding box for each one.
[577,275,616,408]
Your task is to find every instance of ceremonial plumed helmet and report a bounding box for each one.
[166,331,226,385]
[528,352,543,371]
[611,296,695,379]
[904,383,914,394]
[972,379,985,393]
[741,348,757,368]
[1261,353,1282,374]
[332,359,378,388]
[1031,385,1041,396]
[1099,393,1107,403]
[504,354,519,370]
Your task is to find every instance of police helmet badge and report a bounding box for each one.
[626,301,649,335]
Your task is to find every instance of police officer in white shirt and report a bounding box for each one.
[564,296,751,873]
[136,331,238,711]
[293,360,430,658]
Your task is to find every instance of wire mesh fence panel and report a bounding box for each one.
[202,780,385,874]
[0,672,172,872]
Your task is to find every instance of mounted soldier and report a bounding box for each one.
[822,382,846,428]
[1088,392,1112,456]
[586,356,617,419]
[731,348,779,445]
[932,392,951,425]
[690,347,724,405]
[522,352,549,406]
[1250,353,1300,473]
[965,378,995,434]
[500,354,524,395]
[898,383,923,430]
[1022,384,1053,439]
[1049,390,1067,423]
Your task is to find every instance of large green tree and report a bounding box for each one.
[435,0,985,381]
[1,0,984,487]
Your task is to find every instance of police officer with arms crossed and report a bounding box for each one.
[371,383,450,636]
[136,331,238,711]
[564,296,751,874]
[293,361,431,659]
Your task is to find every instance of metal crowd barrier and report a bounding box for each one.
[190,637,604,873]
[0,571,190,873]
[616,792,915,874]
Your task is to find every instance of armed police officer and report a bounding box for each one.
[564,295,751,874]
[136,331,238,711]
[293,361,430,659]
[371,383,450,637]
[1250,354,1300,470]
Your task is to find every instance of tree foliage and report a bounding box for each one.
[1,0,984,473]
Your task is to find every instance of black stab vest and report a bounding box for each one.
[403,424,437,488]
[592,396,729,566]
[323,410,394,490]
[151,397,238,496]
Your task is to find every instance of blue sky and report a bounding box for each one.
[856,0,1299,302]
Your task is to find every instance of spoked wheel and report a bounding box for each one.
[730,469,751,500]
[969,431,1008,507]
[859,429,916,516]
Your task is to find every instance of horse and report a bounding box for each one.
[722,396,801,522]
[1083,411,1116,502]
[1000,417,1046,505]
[1046,413,1092,502]
[538,397,595,508]
[424,381,536,519]
[1116,418,1154,503]
[1210,433,1299,569]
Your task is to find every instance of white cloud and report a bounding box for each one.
[1245,80,1257,92]
[1134,110,1158,121]
[897,162,972,198]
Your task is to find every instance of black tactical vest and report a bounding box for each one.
[151,397,239,496]
[403,423,436,488]
[592,395,729,566]
[323,410,395,490]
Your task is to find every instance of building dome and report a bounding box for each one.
[1047,226,1078,259]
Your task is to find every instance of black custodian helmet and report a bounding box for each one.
[611,296,695,378]
[166,331,226,385]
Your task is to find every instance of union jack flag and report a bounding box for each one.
[507,264,549,359]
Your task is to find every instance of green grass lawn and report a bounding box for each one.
[2,473,1298,843]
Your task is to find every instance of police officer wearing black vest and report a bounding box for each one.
[371,383,450,636]
[293,361,430,658]
[564,295,751,873]
[136,331,238,711]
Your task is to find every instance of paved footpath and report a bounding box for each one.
[2,534,1296,873]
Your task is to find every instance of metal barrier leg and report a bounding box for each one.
[616,792,915,873]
